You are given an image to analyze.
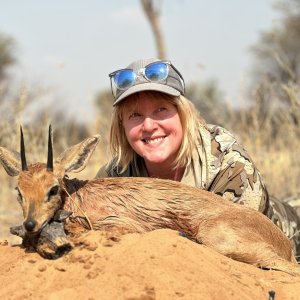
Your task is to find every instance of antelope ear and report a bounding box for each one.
[0,147,21,176]
[54,135,101,175]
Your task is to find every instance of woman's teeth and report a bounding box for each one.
[144,137,164,144]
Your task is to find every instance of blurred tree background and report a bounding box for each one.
[0,32,15,82]
[0,0,300,242]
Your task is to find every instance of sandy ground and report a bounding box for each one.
[0,228,300,300]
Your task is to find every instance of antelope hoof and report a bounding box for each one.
[36,219,73,259]
[10,225,26,239]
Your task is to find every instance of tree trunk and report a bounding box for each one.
[140,0,167,59]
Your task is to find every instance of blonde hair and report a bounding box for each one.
[109,91,206,172]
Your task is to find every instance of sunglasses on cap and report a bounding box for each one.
[109,61,185,98]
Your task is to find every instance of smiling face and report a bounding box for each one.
[122,92,183,169]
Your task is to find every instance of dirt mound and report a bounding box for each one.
[0,229,299,300]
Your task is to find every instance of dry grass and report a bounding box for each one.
[233,81,300,199]
[242,139,299,199]
[191,79,300,199]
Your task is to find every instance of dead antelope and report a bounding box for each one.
[0,127,300,276]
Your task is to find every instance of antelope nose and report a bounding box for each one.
[23,220,37,232]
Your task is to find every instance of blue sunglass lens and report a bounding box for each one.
[114,70,136,89]
[145,63,168,82]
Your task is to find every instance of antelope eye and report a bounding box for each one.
[48,185,59,198]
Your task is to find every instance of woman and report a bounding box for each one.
[97,58,299,255]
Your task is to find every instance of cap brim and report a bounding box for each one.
[113,82,180,106]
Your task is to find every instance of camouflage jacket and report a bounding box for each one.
[96,124,269,214]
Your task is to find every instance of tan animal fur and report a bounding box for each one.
[0,128,299,276]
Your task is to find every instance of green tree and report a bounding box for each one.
[247,0,300,136]
[251,0,300,83]
[0,32,16,82]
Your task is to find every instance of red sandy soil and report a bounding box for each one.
[0,229,300,300]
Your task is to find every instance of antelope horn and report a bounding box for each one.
[47,125,53,171]
[20,126,28,171]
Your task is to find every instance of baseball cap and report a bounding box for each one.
[109,58,185,106]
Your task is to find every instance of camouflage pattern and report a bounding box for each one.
[97,124,300,258]
[205,125,268,212]
[285,194,300,218]
[267,196,300,259]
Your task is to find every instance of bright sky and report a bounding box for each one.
[0,0,277,122]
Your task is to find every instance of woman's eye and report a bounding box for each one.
[129,112,141,119]
[157,107,167,113]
